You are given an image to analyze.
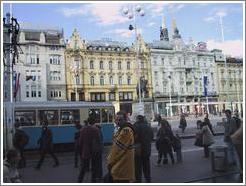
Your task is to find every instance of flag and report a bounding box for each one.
[26,75,32,81]
[14,73,20,98]
[203,76,207,97]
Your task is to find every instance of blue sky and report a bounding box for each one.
[2,2,244,57]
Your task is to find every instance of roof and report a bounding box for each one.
[149,40,173,50]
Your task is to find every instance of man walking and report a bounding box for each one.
[107,111,135,183]
[35,123,59,170]
[133,115,153,183]
[224,109,238,166]
[78,116,101,182]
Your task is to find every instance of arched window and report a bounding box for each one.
[90,60,94,69]
[100,61,104,69]
[118,76,122,85]
[127,76,131,85]
[90,76,94,85]
[100,76,104,85]
[118,61,121,70]
[75,74,80,85]
[109,76,114,85]
[109,61,113,70]
[127,61,130,70]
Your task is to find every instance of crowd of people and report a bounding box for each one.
[3,109,243,183]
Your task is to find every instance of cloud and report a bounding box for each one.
[148,22,156,27]
[204,16,215,22]
[215,9,227,17]
[59,5,88,17]
[107,28,143,38]
[147,3,185,17]
[206,39,243,57]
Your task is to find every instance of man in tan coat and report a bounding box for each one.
[107,111,135,182]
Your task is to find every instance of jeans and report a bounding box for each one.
[135,155,151,182]
[226,141,237,165]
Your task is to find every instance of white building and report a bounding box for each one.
[15,28,66,102]
[149,18,218,117]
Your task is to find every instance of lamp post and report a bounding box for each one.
[122,5,145,104]
[168,75,173,117]
[219,15,230,110]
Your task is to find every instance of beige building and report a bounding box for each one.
[213,49,243,113]
[65,29,152,113]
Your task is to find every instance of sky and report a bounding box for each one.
[2,1,244,57]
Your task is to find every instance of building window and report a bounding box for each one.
[127,61,130,70]
[38,91,41,97]
[119,92,133,101]
[118,76,122,85]
[90,92,105,102]
[36,54,39,64]
[31,91,36,97]
[109,76,114,85]
[26,91,29,97]
[118,61,121,70]
[90,76,95,85]
[127,76,131,85]
[59,91,61,97]
[100,76,104,85]
[161,58,164,65]
[90,60,94,69]
[141,62,144,69]
[75,75,80,85]
[109,92,115,101]
[109,61,113,69]
[100,61,104,69]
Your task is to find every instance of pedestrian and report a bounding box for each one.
[12,120,29,168]
[156,120,175,165]
[95,123,104,181]
[204,113,215,135]
[3,149,22,183]
[179,114,187,133]
[133,115,153,183]
[231,123,243,181]
[74,122,82,168]
[106,111,135,183]
[200,122,214,157]
[224,109,238,166]
[232,110,241,130]
[35,122,59,170]
[172,134,182,163]
[78,116,102,182]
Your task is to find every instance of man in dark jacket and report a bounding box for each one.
[134,115,153,183]
[35,123,59,170]
[204,113,215,135]
[78,116,101,182]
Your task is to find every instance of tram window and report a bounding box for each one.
[61,110,80,125]
[108,109,114,122]
[38,110,58,125]
[88,109,100,123]
[101,109,108,123]
[15,111,36,126]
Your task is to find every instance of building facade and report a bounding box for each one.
[150,18,218,117]
[65,29,152,113]
[213,49,243,113]
[15,28,66,102]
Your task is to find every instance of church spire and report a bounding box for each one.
[160,16,169,41]
[171,18,181,39]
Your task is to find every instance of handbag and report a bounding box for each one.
[194,133,203,147]
[103,171,113,183]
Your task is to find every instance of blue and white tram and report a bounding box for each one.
[14,101,115,149]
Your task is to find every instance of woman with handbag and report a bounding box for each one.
[200,122,214,157]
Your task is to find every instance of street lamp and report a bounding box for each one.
[122,4,145,104]
[168,75,173,117]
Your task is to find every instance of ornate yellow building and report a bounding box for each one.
[65,29,152,113]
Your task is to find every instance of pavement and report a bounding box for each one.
[18,136,242,183]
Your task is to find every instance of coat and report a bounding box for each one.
[79,125,101,159]
[107,123,135,181]
[156,127,173,153]
[224,117,238,142]
[201,125,214,146]
[38,128,53,151]
[179,118,187,129]
[133,121,153,157]
[3,160,22,183]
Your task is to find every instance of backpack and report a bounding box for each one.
[233,116,241,129]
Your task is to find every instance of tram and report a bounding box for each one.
[14,101,115,149]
